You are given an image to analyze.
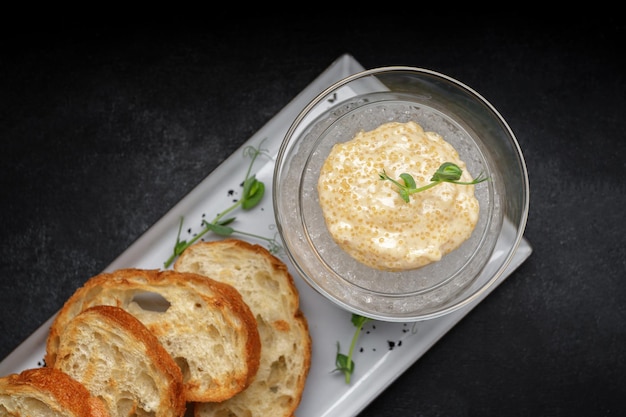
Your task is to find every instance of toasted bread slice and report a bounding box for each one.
[45,268,260,403]
[52,305,186,417]
[0,367,110,417]
[173,239,312,417]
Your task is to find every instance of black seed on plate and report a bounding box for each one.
[398,340,402,347]
[228,190,235,196]
[387,340,396,350]
[360,347,364,353]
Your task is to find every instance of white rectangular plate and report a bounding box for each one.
[0,54,532,417]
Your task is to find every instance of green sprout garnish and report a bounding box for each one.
[379,162,488,203]
[163,140,281,268]
[334,314,372,384]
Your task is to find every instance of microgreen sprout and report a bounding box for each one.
[163,139,281,268]
[379,162,488,203]
[334,314,372,384]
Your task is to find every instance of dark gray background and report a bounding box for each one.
[2,19,624,416]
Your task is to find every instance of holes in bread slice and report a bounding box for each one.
[267,355,287,391]
[174,356,191,384]
[131,291,171,313]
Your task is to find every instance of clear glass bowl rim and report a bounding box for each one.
[273,65,530,321]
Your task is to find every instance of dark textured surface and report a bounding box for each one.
[1,20,625,416]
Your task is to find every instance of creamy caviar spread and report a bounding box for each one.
[317,121,480,271]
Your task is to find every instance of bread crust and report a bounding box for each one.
[5,239,310,416]
[0,367,110,417]
[173,238,312,417]
[54,305,186,417]
[45,268,261,403]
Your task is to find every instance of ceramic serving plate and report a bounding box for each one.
[0,54,532,417]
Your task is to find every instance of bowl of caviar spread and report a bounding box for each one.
[273,67,529,321]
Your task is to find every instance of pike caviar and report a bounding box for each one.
[317,121,480,271]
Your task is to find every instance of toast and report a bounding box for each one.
[0,367,110,417]
[52,305,186,417]
[45,268,261,403]
[173,239,312,417]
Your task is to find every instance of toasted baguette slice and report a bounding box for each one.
[52,305,186,417]
[174,239,312,417]
[45,268,260,403]
[0,367,110,417]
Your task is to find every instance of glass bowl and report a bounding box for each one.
[273,66,529,322]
